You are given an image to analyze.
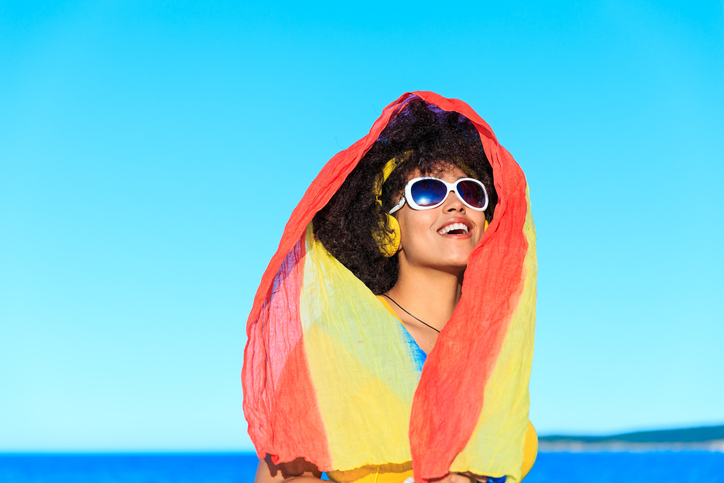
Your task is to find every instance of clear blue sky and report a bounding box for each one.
[1,0,722,452]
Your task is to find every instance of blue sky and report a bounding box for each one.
[1,1,722,451]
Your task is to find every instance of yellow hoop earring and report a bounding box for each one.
[375,215,401,257]
[372,153,411,257]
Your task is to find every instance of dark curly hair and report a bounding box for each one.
[313,98,498,294]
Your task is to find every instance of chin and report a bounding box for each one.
[443,250,474,267]
[436,258,469,273]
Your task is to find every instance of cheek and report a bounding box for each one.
[398,212,436,248]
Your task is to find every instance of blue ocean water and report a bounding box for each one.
[0,454,259,483]
[527,452,724,483]
[0,452,722,482]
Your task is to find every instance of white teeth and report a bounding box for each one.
[438,222,469,235]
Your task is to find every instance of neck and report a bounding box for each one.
[386,263,463,331]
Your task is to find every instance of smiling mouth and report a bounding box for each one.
[438,223,470,235]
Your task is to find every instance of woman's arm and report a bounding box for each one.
[254,455,325,483]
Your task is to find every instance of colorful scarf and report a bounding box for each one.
[243,92,537,483]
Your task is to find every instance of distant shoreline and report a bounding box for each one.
[539,424,724,453]
[539,440,724,453]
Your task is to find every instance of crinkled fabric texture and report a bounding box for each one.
[242,92,537,483]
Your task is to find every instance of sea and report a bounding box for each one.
[0,452,722,483]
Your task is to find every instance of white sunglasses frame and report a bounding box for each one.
[388,177,489,214]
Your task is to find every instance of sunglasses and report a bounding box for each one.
[388,177,489,214]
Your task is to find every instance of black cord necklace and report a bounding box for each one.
[382,293,441,333]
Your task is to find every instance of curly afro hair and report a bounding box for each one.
[313,98,497,295]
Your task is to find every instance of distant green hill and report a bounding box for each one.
[540,424,724,444]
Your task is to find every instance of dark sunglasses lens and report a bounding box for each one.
[410,179,447,207]
[457,180,487,208]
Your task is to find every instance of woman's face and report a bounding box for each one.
[395,164,488,274]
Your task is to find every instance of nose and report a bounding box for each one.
[442,190,465,212]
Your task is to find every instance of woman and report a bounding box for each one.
[244,93,538,483]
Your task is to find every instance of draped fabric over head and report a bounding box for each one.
[242,92,537,483]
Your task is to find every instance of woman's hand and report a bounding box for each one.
[430,472,488,483]
[254,456,324,482]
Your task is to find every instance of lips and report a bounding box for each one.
[437,218,473,236]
